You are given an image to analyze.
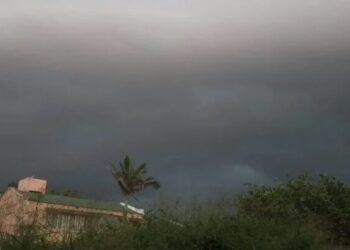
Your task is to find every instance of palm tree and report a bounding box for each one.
[110,155,160,219]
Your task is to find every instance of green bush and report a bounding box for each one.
[237,174,350,245]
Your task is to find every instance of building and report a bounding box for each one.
[0,177,142,238]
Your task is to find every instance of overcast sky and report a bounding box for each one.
[1,0,349,201]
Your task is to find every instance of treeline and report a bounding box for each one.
[1,174,350,249]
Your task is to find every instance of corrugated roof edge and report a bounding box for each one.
[23,192,134,213]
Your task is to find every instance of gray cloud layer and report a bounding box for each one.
[1,0,349,201]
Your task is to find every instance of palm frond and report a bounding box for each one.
[111,162,131,195]
[117,178,131,195]
[110,155,160,197]
[143,177,160,189]
[132,163,147,179]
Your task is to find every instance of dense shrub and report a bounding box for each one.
[237,174,350,245]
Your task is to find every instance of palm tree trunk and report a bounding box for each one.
[123,195,129,222]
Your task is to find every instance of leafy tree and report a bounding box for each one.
[110,156,160,219]
[0,180,19,194]
[7,180,18,188]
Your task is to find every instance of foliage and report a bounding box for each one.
[1,174,350,249]
[0,180,19,193]
[110,156,160,197]
[7,180,18,188]
[0,203,330,250]
[237,174,350,245]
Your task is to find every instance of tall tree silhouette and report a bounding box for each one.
[110,156,160,219]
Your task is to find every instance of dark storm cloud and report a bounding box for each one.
[0,0,350,201]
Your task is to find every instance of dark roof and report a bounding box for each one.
[25,192,128,212]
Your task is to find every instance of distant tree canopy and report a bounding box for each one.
[0,180,19,193]
[7,180,18,188]
[0,180,80,198]
[237,174,350,245]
